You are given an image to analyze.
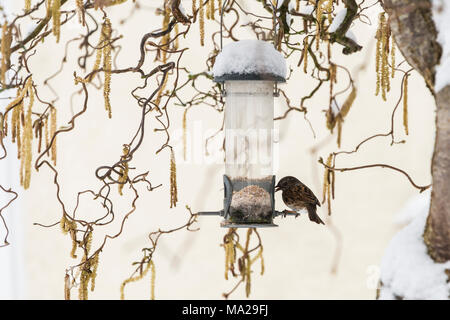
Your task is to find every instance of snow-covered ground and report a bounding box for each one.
[379,190,450,300]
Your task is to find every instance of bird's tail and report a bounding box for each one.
[307,205,325,225]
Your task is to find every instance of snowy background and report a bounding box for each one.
[0,1,441,299]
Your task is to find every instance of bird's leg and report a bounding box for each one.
[282,209,299,218]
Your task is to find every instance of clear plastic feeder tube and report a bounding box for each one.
[224,80,275,225]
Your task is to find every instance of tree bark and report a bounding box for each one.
[383,0,441,92]
[424,85,450,262]
[383,0,450,263]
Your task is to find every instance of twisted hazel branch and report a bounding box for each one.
[10,0,70,53]
[329,0,362,54]
[120,206,198,300]
[0,185,18,247]
[318,157,431,193]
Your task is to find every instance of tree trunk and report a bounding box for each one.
[383,0,450,263]
[424,86,450,262]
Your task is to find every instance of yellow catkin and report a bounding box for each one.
[10,89,21,143]
[64,274,71,300]
[391,36,395,79]
[90,22,105,82]
[118,146,129,195]
[224,230,236,280]
[174,24,179,50]
[17,107,23,159]
[324,154,333,213]
[103,19,112,118]
[25,0,32,11]
[107,0,128,6]
[375,13,390,101]
[218,0,222,15]
[76,0,85,26]
[339,86,356,118]
[206,0,211,20]
[14,99,24,159]
[296,0,300,11]
[149,260,156,300]
[327,0,333,23]
[161,4,170,63]
[323,154,333,200]
[403,75,408,135]
[329,63,336,104]
[327,170,332,214]
[382,20,390,95]
[303,38,308,74]
[78,256,90,300]
[0,24,6,84]
[21,81,34,189]
[336,117,342,147]
[243,228,252,298]
[6,82,30,113]
[326,107,335,131]
[245,254,251,297]
[322,163,329,204]
[90,253,99,292]
[44,116,49,155]
[192,0,197,16]
[46,0,52,15]
[199,0,205,46]
[85,231,93,254]
[52,0,61,43]
[10,109,15,142]
[210,0,215,20]
[60,215,70,234]
[224,242,230,279]
[64,273,70,300]
[79,275,88,299]
[1,23,12,85]
[50,107,57,165]
[36,118,42,153]
[327,155,333,180]
[70,228,77,258]
[182,108,188,160]
[375,26,381,96]
[12,77,34,165]
[120,262,151,300]
[316,0,325,50]
[2,112,6,136]
[170,148,178,208]
[224,242,229,280]
[331,163,335,199]
[259,247,265,275]
[250,247,264,275]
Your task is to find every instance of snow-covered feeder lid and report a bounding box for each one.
[213,40,286,83]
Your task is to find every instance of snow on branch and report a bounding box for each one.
[432,0,450,92]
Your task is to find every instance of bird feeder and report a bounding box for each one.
[198,40,292,228]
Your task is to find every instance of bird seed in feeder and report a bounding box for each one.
[229,183,272,224]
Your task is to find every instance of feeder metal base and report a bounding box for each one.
[220,221,278,228]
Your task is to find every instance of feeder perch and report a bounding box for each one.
[197,40,299,228]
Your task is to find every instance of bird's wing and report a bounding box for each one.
[294,182,321,207]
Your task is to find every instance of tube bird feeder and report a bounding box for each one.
[197,39,293,228]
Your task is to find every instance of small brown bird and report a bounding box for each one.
[275,176,324,225]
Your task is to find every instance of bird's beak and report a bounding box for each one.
[275,186,281,192]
